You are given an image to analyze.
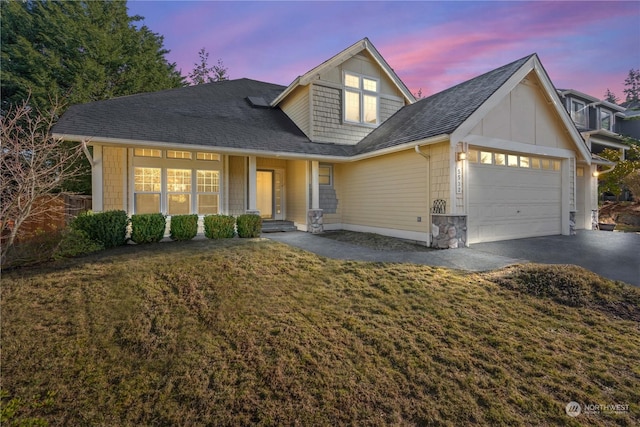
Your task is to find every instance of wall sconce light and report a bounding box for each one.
[592,171,600,177]
[457,152,467,161]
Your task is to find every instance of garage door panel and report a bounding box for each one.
[468,160,561,243]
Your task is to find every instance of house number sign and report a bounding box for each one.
[456,167,462,194]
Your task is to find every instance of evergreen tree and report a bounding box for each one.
[623,68,640,105]
[1,0,185,113]
[189,47,228,85]
[604,89,618,104]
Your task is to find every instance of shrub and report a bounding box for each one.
[71,210,128,249]
[130,213,166,244]
[170,214,198,241]
[236,214,262,238]
[204,215,236,239]
[53,228,104,259]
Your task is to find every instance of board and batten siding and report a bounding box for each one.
[337,149,429,235]
[102,146,126,211]
[470,72,575,151]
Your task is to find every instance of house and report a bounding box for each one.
[557,88,637,201]
[557,88,629,158]
[53,38,599,247]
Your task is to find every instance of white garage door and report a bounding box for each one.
[467,151,562,244]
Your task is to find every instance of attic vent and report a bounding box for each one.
[246,96,270,108]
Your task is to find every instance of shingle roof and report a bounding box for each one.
[53,78,353,157]
[354,54,535,155]
[54,55,535,158]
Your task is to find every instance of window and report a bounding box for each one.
[167,150,193,159]
[134,148,161,158]
[494,153,506,166]
[571,100,587,127]
[167,169,191,215]
[480,151,492,164]
[519,157,530,168]
[468,150,479,163]
[197,170,219,214]
[319,165,333,186]
[577,167,584,177]
[507,155,519,167]
[197,152,220,161]
[344,72,379,125]
[134,167,161,213]
[600,110,612,131]
[531,157,541,169]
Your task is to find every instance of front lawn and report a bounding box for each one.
[2,238,638,426]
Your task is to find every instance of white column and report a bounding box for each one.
[248,156,257,211]
[92,144,103,212]
[311,160,320,209]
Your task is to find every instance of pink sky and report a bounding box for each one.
[129,0,640,102]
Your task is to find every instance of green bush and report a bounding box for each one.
[130,213,166,244]
[204,215,236,239]
[170,214,198,241]
[236,214,262,238]
[71,210,128,248]
[53,228,104,259]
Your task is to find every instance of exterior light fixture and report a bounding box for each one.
[457,152,467,161]
[592,171,600,177]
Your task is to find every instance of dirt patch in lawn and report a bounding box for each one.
[318,230,434,252]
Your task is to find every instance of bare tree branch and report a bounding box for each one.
[1,98,85,264]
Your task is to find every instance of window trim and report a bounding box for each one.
[319,164,333,186]
[599,109,613,131]
[570,99,588,127]
[343,71,380,126]
[130,148,222,215]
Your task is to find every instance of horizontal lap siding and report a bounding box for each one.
[279,86,310,138]
[228,156,245,216]
[286,160,307,226]
[338,149,429,231]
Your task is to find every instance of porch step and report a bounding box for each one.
[261,220,298,233]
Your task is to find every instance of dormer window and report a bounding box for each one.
[570,99,587,127]
[600,109,612,131]
[344,72,379,125]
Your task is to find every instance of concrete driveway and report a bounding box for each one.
[470,230,640,286]
[267,230,639,286]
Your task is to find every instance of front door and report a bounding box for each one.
[256,170,284,220]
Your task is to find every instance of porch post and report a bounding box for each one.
[308,160,323,233]
[311,161,320,209]
[92,144,103,212]
[247,156,259,215]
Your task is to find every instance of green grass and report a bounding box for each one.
[2,238,639,426]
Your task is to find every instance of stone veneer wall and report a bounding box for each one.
[431,215,467,249]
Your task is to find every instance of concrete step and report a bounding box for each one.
[261,220,298,233]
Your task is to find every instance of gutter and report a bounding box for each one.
[53,133,450,163]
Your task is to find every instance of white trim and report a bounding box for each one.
[271,38,415,107]
[451,55,590,164]
[92,144,103,212]
[463,135,578,159]
[53,133,450,163]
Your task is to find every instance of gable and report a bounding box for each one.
[469,71,576,152]
[277,40,411,145]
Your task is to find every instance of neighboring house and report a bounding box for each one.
[53,38,598,247]
[557,88,629,159]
